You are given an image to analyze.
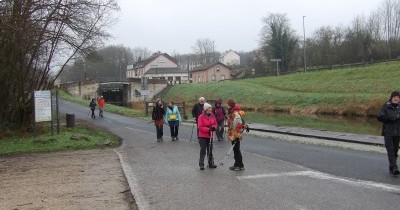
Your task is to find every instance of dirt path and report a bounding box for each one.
[0,149,136,210]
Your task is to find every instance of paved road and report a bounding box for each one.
[60,101,400,210]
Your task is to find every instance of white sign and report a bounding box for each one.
[140,90,149,96]
[34,90,52,122]
[270,59,281,62]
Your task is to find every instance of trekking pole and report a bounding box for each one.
[223,119,227,140]
[220,141,236,166]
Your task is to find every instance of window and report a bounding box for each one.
[221,75,225,80]
[198,76,201,82]
[216,65,220,71]
[212,75,216,81]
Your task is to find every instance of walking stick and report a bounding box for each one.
[208,129,215,166]
[220,141,236,166]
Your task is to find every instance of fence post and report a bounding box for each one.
[182,102,187,120]
[145,101,149,116]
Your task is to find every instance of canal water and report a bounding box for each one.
[244,112,382,136]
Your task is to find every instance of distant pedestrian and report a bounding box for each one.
[227,99,246,171]
[165,100,182,141]
[152,98,165,142]
[97,96,105,117]
[377,91,400,176]
[89,98,97,119]
[192,97,206,137]
[197,102,218,170]
[213,98,227,141]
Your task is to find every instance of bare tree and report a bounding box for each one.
[59,45,134,83]
[192,38,215,64]
[0,0,119,126]
[259,13,298,72]
[131,47,152,62]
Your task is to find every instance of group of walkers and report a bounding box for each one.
[89,96,106,119]
[87,92,399,176]
[152,96,247,171]
[151,99,182,142]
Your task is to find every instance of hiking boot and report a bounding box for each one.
[157,138,161,142]
[171,137,175,141]
[175,137,179,141]
[393,166,400,176]
[200,166,205,170]
[229,165,245,171]
[160,137,163,141]
[208,164,217,169]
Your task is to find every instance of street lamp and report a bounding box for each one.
[303,15,307,73]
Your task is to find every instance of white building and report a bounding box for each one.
[219,50,240,66]
[126,52,189,84]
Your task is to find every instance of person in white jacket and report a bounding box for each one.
[165,100,182,141]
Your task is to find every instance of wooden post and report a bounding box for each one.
[145,101,149,116]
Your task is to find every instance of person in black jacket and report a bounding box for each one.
[377,91,400,176]
[152,98,165,142]
[89,98,97,119]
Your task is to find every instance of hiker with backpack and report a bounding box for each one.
[213,98,227,141]
[165,100,182,141]
[227,99,246,171]
[97,96,105,118]
[192,97,206,138]
[152,98,165,142]
[197,102,218,170]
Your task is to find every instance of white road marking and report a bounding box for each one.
[237,171,400,194]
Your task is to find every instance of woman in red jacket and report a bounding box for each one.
[197,103,218,170]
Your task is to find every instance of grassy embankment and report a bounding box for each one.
[163,61,400,117]
[0,123,119,156]
[0,91,139,156]
[59,90,145,118]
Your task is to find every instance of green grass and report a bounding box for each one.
[163,61,400,116]
[59,90,145,118]
[0,124,119,156]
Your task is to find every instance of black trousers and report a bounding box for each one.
[91,108,95,117]
[156,124,163,139]
[384,136,400,170]
[216,120,224,140]
[232,139,243,167]
[168,121,179,137]
[199,137,214,167]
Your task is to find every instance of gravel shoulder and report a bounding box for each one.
[0,149,137,210]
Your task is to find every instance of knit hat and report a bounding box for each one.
[227,99,235,108]
[391,91,400,99]
[203,102,212,110]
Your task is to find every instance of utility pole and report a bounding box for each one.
[303,15,307,73]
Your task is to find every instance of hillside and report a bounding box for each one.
[162,61,400,116]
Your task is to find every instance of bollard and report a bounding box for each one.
[66,113,75,128]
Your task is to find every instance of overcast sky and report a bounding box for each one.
[106,0,383,55]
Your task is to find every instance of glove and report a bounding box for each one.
[209,126,216,131]
[391,114,400,121]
